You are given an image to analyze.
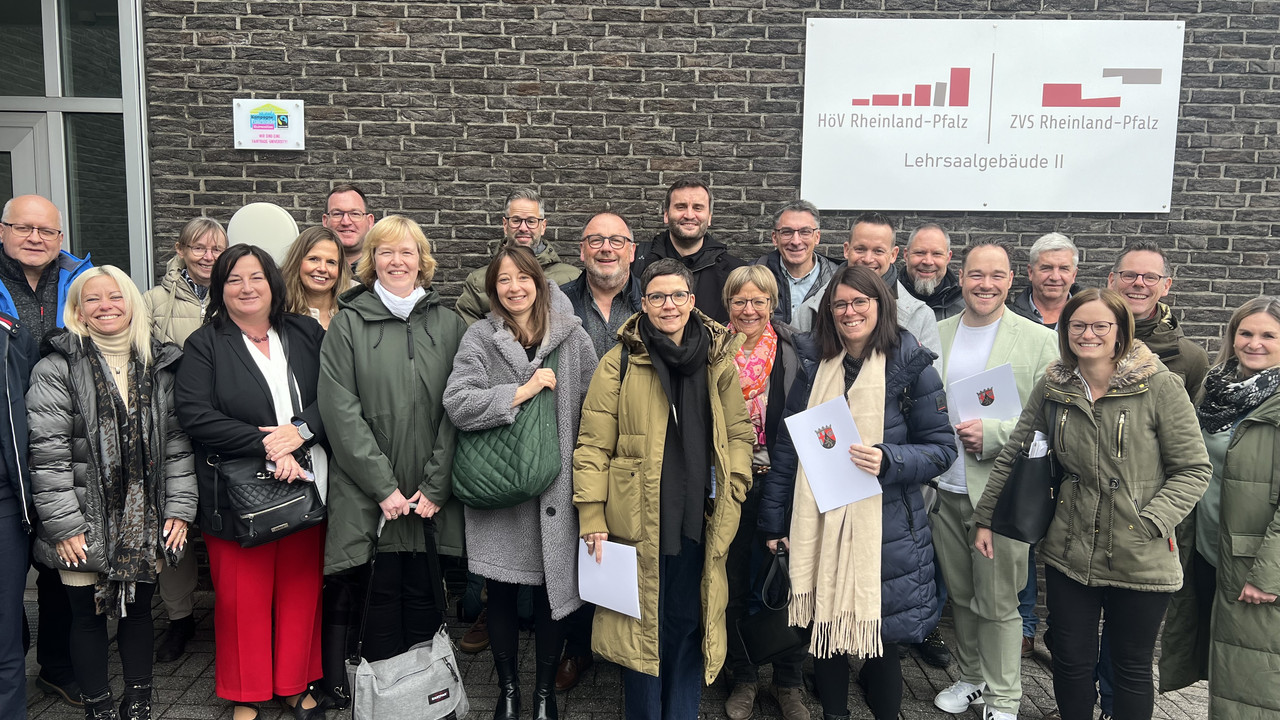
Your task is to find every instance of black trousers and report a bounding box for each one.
[1044,565,1171,720]
[27,556,75,684]
[813,646,902,720]
[487,580,563,665]
[0,510,28,717]
[66,582,156,700]
[356,548,443,663]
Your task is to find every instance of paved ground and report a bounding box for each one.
[24,559,1209,719]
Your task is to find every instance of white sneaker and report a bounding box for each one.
[934,680,986,713]
[983,707,1016,720]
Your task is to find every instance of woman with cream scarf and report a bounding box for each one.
[757,266,956,720]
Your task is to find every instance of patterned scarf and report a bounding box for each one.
[1198,358,1280,434]
[729,322,777,446]
[86,343,158,617]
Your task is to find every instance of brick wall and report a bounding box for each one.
[141,0,1280,348]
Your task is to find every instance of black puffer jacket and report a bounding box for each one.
[633,231,747,324]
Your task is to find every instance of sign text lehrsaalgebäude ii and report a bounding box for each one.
[799,20,1183,212]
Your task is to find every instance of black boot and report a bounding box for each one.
[83,691,118,720]
[492,652,520,720]
[155,615,195,663]
[319,620,351,709]
[532,655,558,720]
[118,684,151,720]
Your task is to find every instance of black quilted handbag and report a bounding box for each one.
[209,455,326,548]
[451,348,561,510]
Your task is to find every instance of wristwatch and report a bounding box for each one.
[292,418,315,442]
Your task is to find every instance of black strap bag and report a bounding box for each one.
[734,547,812,666]
[989,401,1065,545]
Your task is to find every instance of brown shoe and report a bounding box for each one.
[458,609,489,654]
[725,682,757,720]
[1022,635,1034,658]
[554,654,594,691]
[770,685,809,720]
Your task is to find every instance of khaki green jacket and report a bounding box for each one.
[142,256,205,347]
[454,243,581,325]
[1160,390,1280,717]
[974,341,1211,592]
[572,310,754,681]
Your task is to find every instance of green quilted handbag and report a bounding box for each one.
[451,348,561,510]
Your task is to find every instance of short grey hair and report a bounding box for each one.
[906,223,950,252]
[772,200,820,228]
[1028,232,1079,268]
[504,188,545,217]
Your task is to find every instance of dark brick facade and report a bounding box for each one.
[141,1,1280,348]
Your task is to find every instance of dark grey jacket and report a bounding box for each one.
[28,332,197,571]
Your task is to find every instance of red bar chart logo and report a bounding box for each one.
[852,67,970,107]
[1042,68,1162,108]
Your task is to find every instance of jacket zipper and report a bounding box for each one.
[1115,409,1128,460]
[3,340,30,530]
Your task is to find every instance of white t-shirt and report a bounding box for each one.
[937,316,1001,494]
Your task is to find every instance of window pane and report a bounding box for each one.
[0,153,12,197]
[0,1,45,96]
[65,113,128,272]
[60,0,121,98]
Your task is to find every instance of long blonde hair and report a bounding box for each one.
[63,265,153,366]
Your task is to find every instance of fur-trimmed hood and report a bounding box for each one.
[1045,339,1162,392]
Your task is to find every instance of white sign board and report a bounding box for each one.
[800,20,1184,212]
[233,99,305,150]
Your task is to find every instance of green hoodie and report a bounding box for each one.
[319,284,468,573]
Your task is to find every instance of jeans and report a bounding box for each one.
[1018,544,1039,637]
[1044,566,1171,720]
[622,536,704,720]
[0,509,28,717]
[66,582,156,699]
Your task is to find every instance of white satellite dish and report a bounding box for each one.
[226,202,299,265]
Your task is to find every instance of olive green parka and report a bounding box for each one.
[572,310,754,682]
[1160,388,1280,718]
[974,341,1211,592]
[318,284,468,574]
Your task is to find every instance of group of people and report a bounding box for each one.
[0,178,1272,720]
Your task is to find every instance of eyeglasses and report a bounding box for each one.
[504,216,544,228]
[0,222,62,241]
[182,243,225,258]
[774,227,817,240]
[324,210,368,221]
[644,291,691,307]
[729,297,770,311]
[832,297,875,314]
[1116,270,1166,286]
[584,234,631,250]
[1067,321,1116,336]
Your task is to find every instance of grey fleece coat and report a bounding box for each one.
[28,333,197,571]
[443,309,596,620]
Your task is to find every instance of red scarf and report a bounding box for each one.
[729,322,777,446]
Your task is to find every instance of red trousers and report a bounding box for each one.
[205,524,324,702]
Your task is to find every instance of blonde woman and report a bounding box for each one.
[29,265,196,719]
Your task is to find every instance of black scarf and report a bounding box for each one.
[1198,358,1280,434]
[85,344,158,617]
[639,315,713,556]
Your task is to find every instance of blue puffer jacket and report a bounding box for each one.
[757,329,957,644]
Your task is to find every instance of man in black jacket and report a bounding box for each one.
[632,177,746,324]
[901,223,964,321]
[0,312,39,718]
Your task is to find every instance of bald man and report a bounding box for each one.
[0,195,93,340]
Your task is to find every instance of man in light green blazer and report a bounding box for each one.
[930,242,1059,720]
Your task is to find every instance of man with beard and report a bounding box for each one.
[321,183,376,272]
[632,177,746,324]
[754,200,839,331]
[1008,233,1082,329]
[456,188,581,325]
[902,223,964,320]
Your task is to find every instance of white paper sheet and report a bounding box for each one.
[783,396,882,513]
[948,362,1023,425]
[577,539,641,619]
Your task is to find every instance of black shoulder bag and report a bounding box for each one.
[988,400,1064,545]
[734,546,812,665]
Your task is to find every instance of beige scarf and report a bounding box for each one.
[788,350,885,659]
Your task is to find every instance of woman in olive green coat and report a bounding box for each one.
[318,216,467,663]
[973,288,1210,720]
[1160,297,1280,718]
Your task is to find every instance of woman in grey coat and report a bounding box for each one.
[444,246,596,720]
[28,266,197,720]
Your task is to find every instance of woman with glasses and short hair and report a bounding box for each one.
[973,288,1210,720]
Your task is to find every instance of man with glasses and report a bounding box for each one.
[902,223,965,321]
[754,200,838,331]
[322,183,376,270]
[455,188,581,326]
[0,194,91,708]
[632,177,746,324]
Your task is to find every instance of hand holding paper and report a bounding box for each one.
[577,539,641,620]
[783,396,882,513]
